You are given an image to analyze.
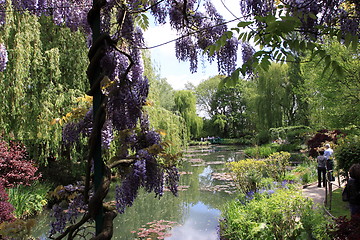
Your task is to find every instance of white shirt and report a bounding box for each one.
[324,148,333,160]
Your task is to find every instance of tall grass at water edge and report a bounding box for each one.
[7,181,52,218]
[244,144,278,158]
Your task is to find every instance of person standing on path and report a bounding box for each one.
[317,150,327,187]
[342,163,360,217]
[324,143,334,181]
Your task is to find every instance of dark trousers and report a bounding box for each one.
[317,167,326,187]
[350,203,360,218]
[327,160,335,181]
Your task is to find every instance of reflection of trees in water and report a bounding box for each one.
[34,145,243,239]
[184,145,243,210]
[113,189,185,239]
[199,166,214,187]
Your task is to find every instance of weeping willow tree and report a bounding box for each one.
[0,5,187,169]
[173,90,203,139]
[254,63,290,132]
[143,51,188,153]
[0,6,89,163]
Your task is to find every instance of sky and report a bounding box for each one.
[143,0,243,90]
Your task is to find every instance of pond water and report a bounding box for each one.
[33,145,245,239]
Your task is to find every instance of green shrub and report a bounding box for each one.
[228,152,291,193]
[269,125,312,145]
[277,143,302,152]
[256,131,271,145]
[287,161,317,185]
[244,144,278,158]
[289,153,308,165]
[228,159,266,193]
[220,189,333,240]
[221,138,253,145]
[7,181,51,218]
[336,135,360,173]
[264,151,291,181]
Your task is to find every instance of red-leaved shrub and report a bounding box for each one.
[0,183,15,223]
[0,139,41,188]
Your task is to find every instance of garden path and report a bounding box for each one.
[302,177,343,205]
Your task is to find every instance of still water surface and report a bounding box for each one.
[34,145,244,239]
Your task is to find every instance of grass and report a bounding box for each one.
[327,188,350,219]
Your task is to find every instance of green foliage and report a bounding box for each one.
[254,63,290,132]
[228,152,290,193]
[269,125,312,145]
[328,188,350,219]
[173,90,203,138]
[219,5,357,79]
[0,10,88,164]
[220,189,333,240]
[287,160,318,185]
[336,135,360,173]
[300,40,360,129]
[244,144,278,158]
[143,51,175,111]
[220,137,253,146]
[195,75,223,118]
[288,152,308,164]
[210,81,250,138]
[228,158,266,193]
[265,152,291,181]
[256,130,271,145]
[145,106,188,154]
[211,114,226,136]
[0,219,37,240]
[141,50,188,155]
[7,181,51,218]
[276,143,302,152]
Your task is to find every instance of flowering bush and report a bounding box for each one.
[264,151,291,181]
[228,152,291,193]
[228,158,266,193]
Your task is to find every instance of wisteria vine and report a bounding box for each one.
[0,0,238,239]
[0,0,358,239]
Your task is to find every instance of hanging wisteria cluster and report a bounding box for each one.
[170,0,238,74]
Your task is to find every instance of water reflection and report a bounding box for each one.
[167,201,221,240]
[32,145,244,239]
[198,166,213,187]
